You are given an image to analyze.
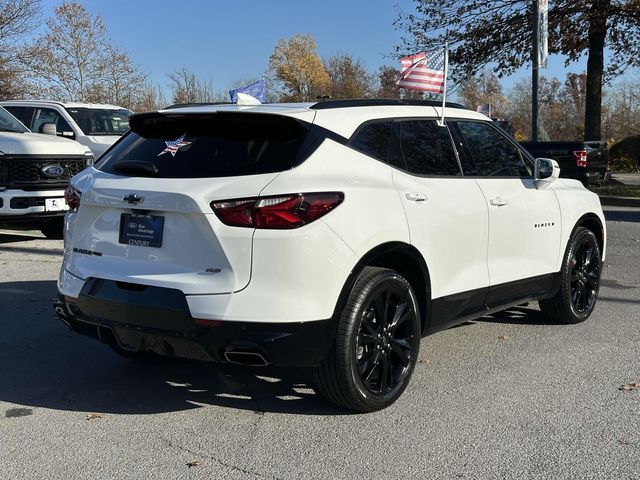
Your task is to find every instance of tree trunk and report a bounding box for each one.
[584,3,608,141]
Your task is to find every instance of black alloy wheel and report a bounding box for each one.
[540,226,602,324]
[569,233,600,316]
[315,267,421,412]
[356,286,417,396]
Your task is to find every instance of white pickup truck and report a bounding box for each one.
[1,100,131,158]
[0,106,93,238]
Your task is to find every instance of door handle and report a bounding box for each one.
[489,197,509,207]
[405,192,427,202]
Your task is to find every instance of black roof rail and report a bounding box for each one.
[310,98,467,110]
[164,102,234,110]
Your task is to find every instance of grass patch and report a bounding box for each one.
[588,184,640,198]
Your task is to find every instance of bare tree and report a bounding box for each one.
[376,66,402,98]
[602,75,640,142]
[26,1,146,106]
[458,71,507,116]
[168,68,225,105]
[0,0,41,99]
[324,53,375,99]
[27,1,107,100]
[505,73,588,141]
[98,45,147,107]
[129,81,166,112]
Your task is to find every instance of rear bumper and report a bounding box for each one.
[54,279,336,367]
[582,169,608,185]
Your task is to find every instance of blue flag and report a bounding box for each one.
[229,79,266,103]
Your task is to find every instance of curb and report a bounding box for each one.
[599,196,640,207]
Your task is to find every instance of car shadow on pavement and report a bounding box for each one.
[604,209,640,223]
[475,306,560,325]
[0,232,44,244]
[0,244,64,256]
[0,280,350,416]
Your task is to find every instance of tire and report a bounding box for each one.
[40,217,64,239]
[539,226,602,324]
[314,267,421,412]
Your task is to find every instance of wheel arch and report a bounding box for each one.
[332,242,432,333]
[574,212,605,256]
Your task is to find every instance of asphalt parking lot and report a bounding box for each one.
[0,206,638,480]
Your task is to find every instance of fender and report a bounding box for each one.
[331,241,432,332]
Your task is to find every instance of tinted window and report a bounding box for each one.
[456,121,531,177]
[3,106,34,129]
[350,121,392,161]
[0,106,29,133]
[397,120,460,176]
[33,108,73,136]
[350,121,406,170]
[65,107,130,135]
[97,112,311,179]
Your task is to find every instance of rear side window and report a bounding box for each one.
[97,112,311,178]
[455,121,531,177]
[397,120,461,176]
[350,121,404,168]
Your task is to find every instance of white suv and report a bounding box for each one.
[55,100,606,412]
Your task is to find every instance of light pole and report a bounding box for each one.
[532,0,539,142]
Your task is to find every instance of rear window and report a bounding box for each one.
[96,112,312,178]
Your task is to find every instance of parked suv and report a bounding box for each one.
[54,99,606,411]
[0,106,93,238]
[1,100,131,158]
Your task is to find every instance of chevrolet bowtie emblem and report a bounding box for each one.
[122,194,144,204]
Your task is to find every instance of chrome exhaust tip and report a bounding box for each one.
[53,304,72,329]
[224,350,268,367]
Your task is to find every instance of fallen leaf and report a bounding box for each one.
[86,413,104,420]
[618,382,640,392]
[186,460,202,468]
[498,335,509,341]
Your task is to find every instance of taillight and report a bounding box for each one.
[573,150,588,167]
[64,185,81,210]
[211,192,344,229]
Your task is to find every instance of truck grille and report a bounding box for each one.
[0,156,87,190]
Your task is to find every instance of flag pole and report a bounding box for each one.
[439,42,449,126]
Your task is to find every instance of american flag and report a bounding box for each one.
[158,133,192,157]
[397,49,446,93]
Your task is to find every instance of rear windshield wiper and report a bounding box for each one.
[112,160,158,176]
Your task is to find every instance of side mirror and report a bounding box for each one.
[534,158,560,188]
[40,123,57,136]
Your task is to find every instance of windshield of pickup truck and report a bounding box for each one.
[0,106,29,133]
[65,107,131,136]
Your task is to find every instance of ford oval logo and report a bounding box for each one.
[41,165,65,178]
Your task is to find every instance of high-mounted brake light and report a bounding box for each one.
[64,185,82,210]
[211,192,344,229]
[573,150,588,167]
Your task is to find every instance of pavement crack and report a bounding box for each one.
[160,436,283,480]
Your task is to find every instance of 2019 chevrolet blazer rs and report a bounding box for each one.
[55,99,606,412]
